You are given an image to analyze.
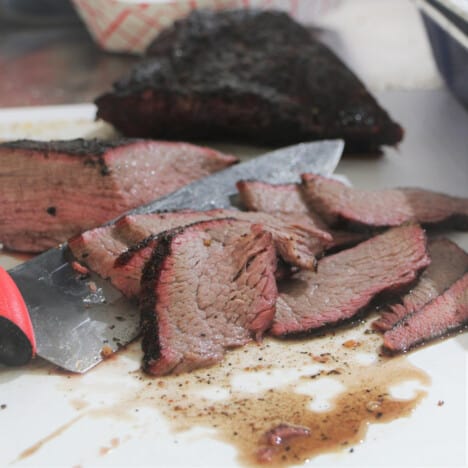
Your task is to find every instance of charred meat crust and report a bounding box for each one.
[95,9,403,150]
[114,216,238,268]
[139,227,181,372]
[138,218,278,375]
[0,138,143,156]
[0,138,141,177]
[114,233,159,267]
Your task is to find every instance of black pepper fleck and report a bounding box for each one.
[46,206,57,216]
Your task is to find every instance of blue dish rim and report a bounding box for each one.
[426,0,468,34]
[418,0,468,49]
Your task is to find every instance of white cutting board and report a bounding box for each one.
[0,100,467,468]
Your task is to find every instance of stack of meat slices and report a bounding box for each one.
[69,175,468,375]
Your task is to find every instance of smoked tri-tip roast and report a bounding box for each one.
[0,138,237,252]
[95,9,403,152]
[69,175,468,375]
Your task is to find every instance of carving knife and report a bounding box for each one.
[0,139,344,373]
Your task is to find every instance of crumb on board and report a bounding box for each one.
[342,339,360,349]
[87,280,97,292]
[101,345,114,359]
[312,353,330,363]
[437,400,444,406]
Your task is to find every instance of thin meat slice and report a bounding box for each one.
[373,238,468,331]
[115,209,227,244]
[0,138,237,252]
[383,273,468,352]
[300,174,468,230]
[68,225,129,280]
[236,179,367,250]
[69,209,227,292]
[119,209,331,266]
[237,180,311,215]
[113,236,162,298]
[139,219,278,375]
[112,209,330,298]
[70,207,328,299]
[271,225,430,336]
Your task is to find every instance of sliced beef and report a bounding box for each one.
[0,138,237,252]
[373,238,468,331]
[111,210,234,297]
[69,209,227,294]
[117,209,331,267]
[95,9,402,152]
[300,174,468,231]
[383,273,468,352]
[271,225,430,336]
[139,219,278,375]
[114,209,226,244]
[70,207,331,298]
[68,225,128,281]
[236,179,367,250]
[237,180,311,215]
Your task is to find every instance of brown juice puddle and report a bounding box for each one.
[143,351,428,467]
[19,321,430,467]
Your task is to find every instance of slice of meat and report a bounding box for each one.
[115,209,227,244]
[300,174,468,230]
[237,180,311,215]
[68,225,128,281]
[95,9,402,152]
[70,206,332,298]
[0,138,237,252]
[121,209,330,264]
[139,219,278,376]
[373,238,468,331]
[69,209,227,294]
[271,225,430,336]
[236,179,367,250]
[383,273,468,352]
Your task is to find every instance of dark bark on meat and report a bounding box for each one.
[70,207,331,299]
[139,219,278,375]
[95,9,403,152]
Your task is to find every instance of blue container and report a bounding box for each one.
[419,0,468,109]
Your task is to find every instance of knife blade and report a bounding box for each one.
[0,139,344,373]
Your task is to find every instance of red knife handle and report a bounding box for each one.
[0,266,36,366]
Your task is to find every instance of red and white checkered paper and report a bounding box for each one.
[72,0,339,54]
